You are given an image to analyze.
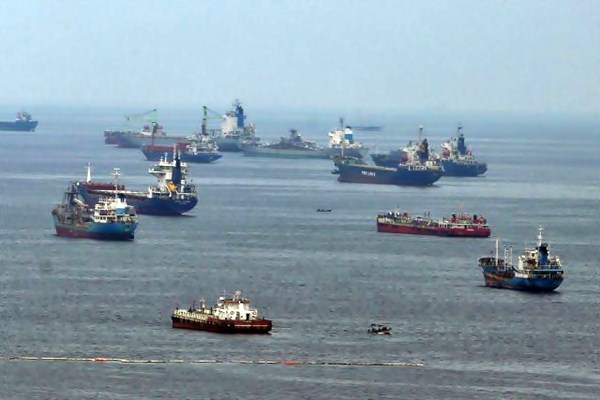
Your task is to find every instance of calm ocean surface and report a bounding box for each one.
[0,108,598,399]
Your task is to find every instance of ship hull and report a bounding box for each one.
[480,267,563,292]
[337,164,442,186]
[215,137,244,152]
[441,160,487,177]
[323,147,369,159]
[76,183,197,216]
[52,216,137,240]
[243,146,330,159]
[141,148,222,163]
[0,120,38,132]
[114,134,189,149]
[171,316,272,334]
[377,222,490,237]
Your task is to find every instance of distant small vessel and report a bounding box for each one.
[478,226,564,292]
[243,129,328,158]
[316,208,332,212]
[0,111,38,132]
[51,181,138,240]
[377,211,490,237]
[440,126,487,176]
[171,290,272,334]
[368,324,391,335]
[75,155,197,216]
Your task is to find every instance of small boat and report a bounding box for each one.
[51,181,138,240]
[171,290,272,334]
[377,211,491,237]
[368,324,391,335]
[478,226,564,292]
[317,208,332,213]
[0,111,38,132]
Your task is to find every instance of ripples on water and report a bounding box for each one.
[0,111,598,399]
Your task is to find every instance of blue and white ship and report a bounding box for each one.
[215,99,259,151]
[478,226,564,292]
[440,126,487,176]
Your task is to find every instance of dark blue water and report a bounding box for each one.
[0,109,598,399]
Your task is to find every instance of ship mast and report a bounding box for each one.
[85,162,92,183]
[537,225,544,247]
[112,168,121,198]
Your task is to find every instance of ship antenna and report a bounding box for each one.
[495,238,499,266]
[537,225,544,247]
[418,125,424,142]
[339,117,344,130]
[85,162,92,183]
[112,168,121,195]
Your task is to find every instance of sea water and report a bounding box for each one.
[0,108,598,399]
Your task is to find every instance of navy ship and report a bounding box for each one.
[478,226,564,292]
[440,126,487,176]
[0,111,38,132]
[243,129,328,158]
[75,155,197,216]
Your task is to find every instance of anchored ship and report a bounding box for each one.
[478,226,564,292]
[0,111,38,132]
[75,155,197,216]
[323,118,369,159]
[51,181,138,240]
[371,126,438,168]
[333,133,442,186]
[440,126,487,176]
[171,290,272,334]
[214,100,259,151]
[243,129,329,158]
[141,135,222,163]
[377,211,490,237]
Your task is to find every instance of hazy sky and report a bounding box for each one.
[1,0,598,115]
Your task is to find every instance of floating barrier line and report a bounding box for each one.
[0,355,423,367]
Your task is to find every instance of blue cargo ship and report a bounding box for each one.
[52,182,138,240]
[439,126,487,176]
[0,112,38,132]
[478,226,564,292]
[75,156,197,216]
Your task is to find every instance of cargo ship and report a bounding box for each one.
[51,182,138,240]
[214,100,260,151]
[141,135,222,163]
[0,111,38,132]
[171,290,272,334]
[334,133,442,186]
[323,118,369,159]
[371,126,438,168]
[113,122,190,148]
[75,155,197,216]
[478,226,564,292]
[377,211,490,237]
[243,129,328,158]
[440,126,487,176]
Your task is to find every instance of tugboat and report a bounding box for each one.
[243,129,328,158]
[215,100,260,152]
[377,211,490,237]
[0,111,38,132]
[171,290,272,334]
[440,126,487,176]
[368,324,391,335]
[323,118,369,159]
[478,226,564,292]
[51,180,138,240]
[75,153,197,216]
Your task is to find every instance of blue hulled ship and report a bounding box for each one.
[75,156,197,216]
[440,126,487,176]
[478,226,564,292]
[52,182,138,240]
[0,111,38,132]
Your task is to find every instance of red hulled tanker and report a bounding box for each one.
[377,211,490,237]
